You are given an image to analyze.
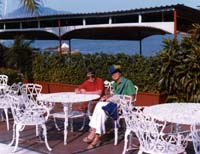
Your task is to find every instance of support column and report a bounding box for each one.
[173,9,177,40]
[139,39,142,55]
[138,14,142,23]
[69,39,71,55]
[58,19,62,54]
[83,19,86,26]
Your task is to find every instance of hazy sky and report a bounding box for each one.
[5,0,200,14]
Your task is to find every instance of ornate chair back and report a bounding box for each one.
[104,80,114,95]
[191,122,200,154]
[7,91,52,152]
[20,83,42,101]
[119,97,144,154]
[0,74,8,87]
[134,113,189,154]
[133,85,138,102]
[0,75,9,130]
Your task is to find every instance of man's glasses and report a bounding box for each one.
[87,74,95,78]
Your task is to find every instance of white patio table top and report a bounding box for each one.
[37,92,100,145]
[143,103,200,125]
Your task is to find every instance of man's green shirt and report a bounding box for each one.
[112,76,136,96]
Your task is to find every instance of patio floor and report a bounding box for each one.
[0,117,196,154]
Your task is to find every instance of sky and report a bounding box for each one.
[5,0,200,14]
[2,0,200,56]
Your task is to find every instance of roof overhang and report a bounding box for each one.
[62,26,168,40]
[0,30,58,40]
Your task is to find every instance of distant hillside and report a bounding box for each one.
[5,6,70,18]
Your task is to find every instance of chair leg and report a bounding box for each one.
[53,116,61,131]
[127,132,139,151]
[36,125,39,136]
[137,149,143,154]
[9,123,16,146]
[13,124,23,152]
[41,124,52,151]
[114,120,118,145]
[70,118,74,132]
[79,116,86,131]
[4,108,9,130]
[122,129,131,154]
[0,109,3,121]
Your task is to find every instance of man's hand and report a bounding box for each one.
[75,88,81,94]
[100,94,112,101]
[80,89,86,93]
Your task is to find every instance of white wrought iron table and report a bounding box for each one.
[143,103,200,125]
[37,92,100,145]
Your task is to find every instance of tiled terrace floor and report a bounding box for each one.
[0,118,196,154]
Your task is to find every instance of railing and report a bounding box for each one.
[24,80,166,106]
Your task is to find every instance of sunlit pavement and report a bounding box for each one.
[0,142,42,154]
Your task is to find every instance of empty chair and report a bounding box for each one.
[8,91,53,152]
[191,122,200,154]
[20,83,46,136]
[113,94,133,146]
[117,85,138,125]
[122,106,189,154]
[119,97,144,154]
[0,74,10,130]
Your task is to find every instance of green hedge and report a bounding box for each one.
[31,52,161,93]
[0,68,23,85]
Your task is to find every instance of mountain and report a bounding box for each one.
[5,6,70,18]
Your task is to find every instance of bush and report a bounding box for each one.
[0,68,23,85]
[31,52,161,93]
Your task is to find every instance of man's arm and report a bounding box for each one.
[80,89,103,95]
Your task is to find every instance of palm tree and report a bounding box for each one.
[20,0,43,14]
[179,24,200,102]
[3,35,34,80]
[159,24,200,102]
[159,39,182,102]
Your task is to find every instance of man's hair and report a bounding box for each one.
[87,67,95,75]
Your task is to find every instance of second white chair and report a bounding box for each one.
[0,74,10,130]
[8,84,53,152]
[191,122,200,154]
[121,101,189,154]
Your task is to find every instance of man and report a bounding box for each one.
[83,64,136,149]
[75,67,104,111]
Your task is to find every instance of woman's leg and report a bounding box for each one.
[87,134,101,149]
[89,101,109,134]
[83,128,96,143]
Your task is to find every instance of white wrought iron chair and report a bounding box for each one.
[117,85,138,125]
[122,107,189,154]
[103,80,138,145]
[20,83,46,136]
[8,89,53,152]
[0,74,10,130]
[119,97,146,154]
[191,122,200,154]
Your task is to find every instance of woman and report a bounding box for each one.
[83,64,136,149]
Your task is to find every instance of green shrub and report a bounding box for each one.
[0,68,23,85]
[31,52,161,93]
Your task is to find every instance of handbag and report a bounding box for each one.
[102,79,127,120]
